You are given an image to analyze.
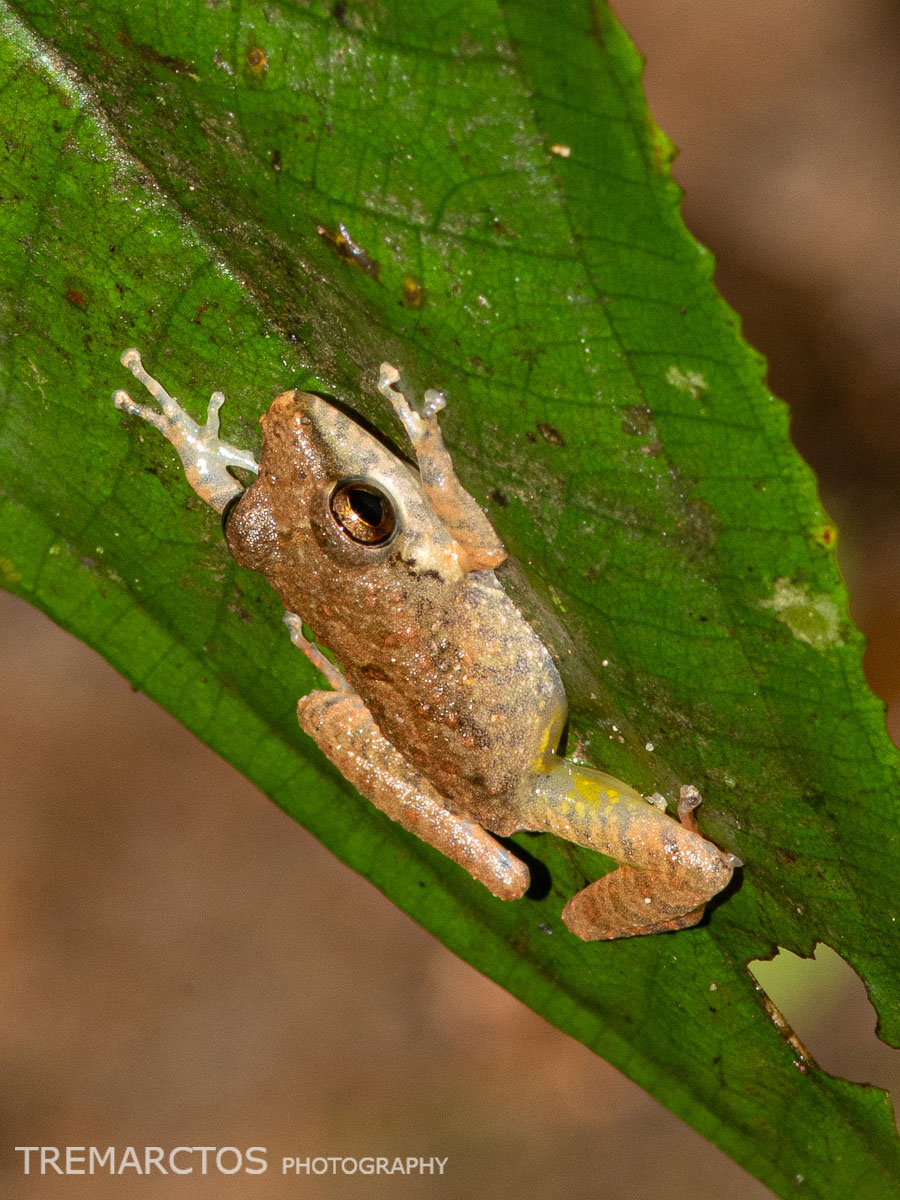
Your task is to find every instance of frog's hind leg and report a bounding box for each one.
[284,613,530,902]
[560,804,719,940]
[517,764,738,940]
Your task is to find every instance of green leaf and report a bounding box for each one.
[3,0,900,1194]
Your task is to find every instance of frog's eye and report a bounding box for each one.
[329,479,397,546]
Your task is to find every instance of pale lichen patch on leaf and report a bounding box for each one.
[665,364,708,400]
[760,578,843,651]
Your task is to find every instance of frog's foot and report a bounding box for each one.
[114,348,258,513]
[298,687,530,901]
[283,612,350,693]
[376,362,505,572]
[558,790,740,940]
[561,855,732,941]
[677,785,742,866]
[676,784,703,834]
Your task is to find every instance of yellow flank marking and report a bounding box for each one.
[573,772,621,808]
[537,718,555,757]
[573,775,600,804]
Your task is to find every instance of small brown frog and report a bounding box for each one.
[114,350,738,939]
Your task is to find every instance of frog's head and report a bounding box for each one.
[224,388,464,588]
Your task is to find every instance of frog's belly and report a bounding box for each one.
[343,572,567,831]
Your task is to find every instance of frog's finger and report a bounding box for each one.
[113,389,170,434]
[376,362,505,571]
[283,612,349,693]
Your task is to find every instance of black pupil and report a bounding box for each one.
[330,480,396,545]
[348,487,383,528]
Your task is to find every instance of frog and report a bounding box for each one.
[113,349,739,939]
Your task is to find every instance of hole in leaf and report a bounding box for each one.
[749,944,900,1130]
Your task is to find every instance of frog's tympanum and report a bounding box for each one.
[114,350,738,939]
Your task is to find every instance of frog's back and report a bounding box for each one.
[339,568,567,831]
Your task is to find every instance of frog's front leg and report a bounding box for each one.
[377,363,506,572]
[517,762,738,939]
[283,614,530,901]
[113,349,258,512]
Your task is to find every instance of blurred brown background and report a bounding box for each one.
[3,2,900,1196]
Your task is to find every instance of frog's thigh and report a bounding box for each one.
[298,690,530,901]
[519,763,734,940]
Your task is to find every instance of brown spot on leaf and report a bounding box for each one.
[467,355,492,375]
[116,31,196,76]
[537,422,565,446]
[402,277,427,309]
[246,46,268,77]
[621,404,654,437]
[317,222,380,280]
